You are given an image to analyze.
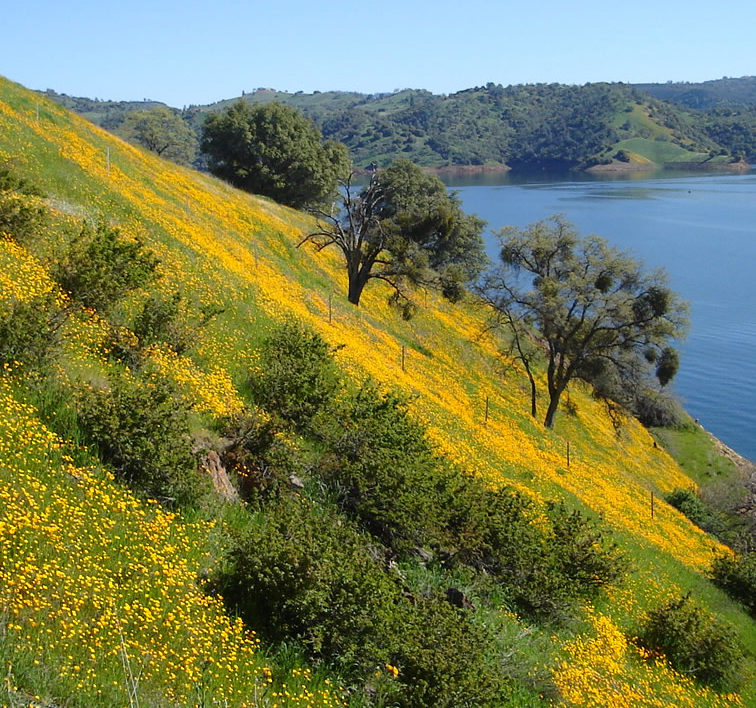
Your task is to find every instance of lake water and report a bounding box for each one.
[448,169,756,461]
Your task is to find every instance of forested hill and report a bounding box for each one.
[194,82,729,169]
[636,76,756,109]
[43,78,756,169]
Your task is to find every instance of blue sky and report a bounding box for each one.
[2,0,754,107]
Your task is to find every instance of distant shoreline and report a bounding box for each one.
[586,160,751,175]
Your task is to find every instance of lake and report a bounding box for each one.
[448,169,756,461]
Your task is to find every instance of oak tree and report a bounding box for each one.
[301,159,487,311]
[478,216,688,428]
[201,101,349,209]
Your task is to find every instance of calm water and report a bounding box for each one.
[449,170,756,461]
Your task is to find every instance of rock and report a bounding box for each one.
[200,449,239,502]
[446,587,475,610]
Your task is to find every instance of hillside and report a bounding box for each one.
[43,81,746,171]
[635,77,756,110]
[2,74,755,706]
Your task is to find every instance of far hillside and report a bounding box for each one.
[42,80,753,170]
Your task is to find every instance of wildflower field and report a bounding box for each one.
[0,74,754,706]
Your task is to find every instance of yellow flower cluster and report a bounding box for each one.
[553,610,742,707]
[0,236,57,312]
[144,344,244,419]
[0,376,342,707]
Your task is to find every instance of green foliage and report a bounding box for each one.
[200,101,349,208]
[132,292,192,353]
[0,293,60,370]
[53,220,159,313]
[666,488,728,540]
[0,166,47,243]
[313,381,626,618]
[215,495,400,671]
[479,216,688,428]
[449,485,625,619]
[221,409,305,503]
[314,382,447,551]
[378,158,488,283]
[116,106,197,165]
[392,597,510,708]
[303,160,487,308]
[636,594,744,689]
[710,552,756,616]
[215,495,512,707]
[74,369,204,507]
[249,320,342,430]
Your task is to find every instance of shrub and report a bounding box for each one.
[0,167,47,243]
[215,495,399,672]
[666,488,727,539]
[313,382,626,617]
[710,552,756,616]
[215,495,511,707]
[249,320,341,430]
[75,369,204,506]
[132,292,190,353]
[450,488,626,619]
[221,410,305,504]
[636,594,744,689]
[633,387,687,428]
[546,501,626,597]
[314,382,449,552]
[53,220,159,313]
[394,597,509,707]
[0,293,60,369]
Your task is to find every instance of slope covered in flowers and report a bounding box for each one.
[1,74,754,706]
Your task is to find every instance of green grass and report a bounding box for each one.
[614,137,706,163]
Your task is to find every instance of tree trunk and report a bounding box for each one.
[347,276,363,305]
[529,374,537,419]
[544,388,563,428]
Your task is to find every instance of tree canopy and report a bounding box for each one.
[117,106,197,165]
[478,216,688,428]
[300,159,487,311]
[200,101,349,209]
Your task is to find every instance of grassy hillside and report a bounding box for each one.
[2,74,755,706]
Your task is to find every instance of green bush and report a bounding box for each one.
[666,488,727,539]
[75,369,204,506]
[393,597,509,707]
[710,552,756,616]
[313,382,626,618]
[0,293,60,370]
[0,167,47,243]
[132,292,190,353]
[450,488,625,619]
[314,382,450,552]
[215,495,511,707]
[221,409,305,504]
[215,495,399,672]
[249,320,341,430]
[53,220,159,313]
[546,501,626,597]
[636,594,744,689]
